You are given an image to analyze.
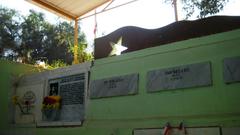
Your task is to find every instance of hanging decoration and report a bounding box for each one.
[178,122,187,134]
[162,122,187,135]
[163,122,172,135]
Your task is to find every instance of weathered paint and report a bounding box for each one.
[0,61,44,129]
[1,29,240,135]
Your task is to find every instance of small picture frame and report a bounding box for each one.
[49,82,59,96]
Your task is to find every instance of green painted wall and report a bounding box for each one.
[1,29,240,135]
[88,29,240,131]
[0,61,43,130]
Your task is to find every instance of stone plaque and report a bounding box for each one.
[223,56,240,84]
[147,62,212,92]
[90,74,138,98]
[60,82,84,105]
[222,127,240,135]
[45,73,85,122]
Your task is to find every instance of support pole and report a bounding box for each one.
[94,10,97,39]
[173,0,178,21]
[73,19,79,64]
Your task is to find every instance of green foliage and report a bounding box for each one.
[184,0,229,18]
[0,7,93,68]
[48,60,67,69]
[0,6,20,57]
[165,0,229,19]
[77,44,94,63]
[19,10,47,64]
[41,21,74,65]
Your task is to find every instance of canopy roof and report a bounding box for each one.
[26,0,111,20]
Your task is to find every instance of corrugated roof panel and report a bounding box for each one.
[26,0,111,20]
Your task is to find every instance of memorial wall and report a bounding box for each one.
[1,17,240,135]
[10,62,91,127]
[88,28,240,135]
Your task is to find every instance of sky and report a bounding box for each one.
[1,0,240,49]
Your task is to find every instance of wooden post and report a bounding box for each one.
[173,0,178,21]
[73,19,79,64]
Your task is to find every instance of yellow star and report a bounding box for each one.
[109,37,128,56]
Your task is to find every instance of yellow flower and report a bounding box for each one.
[46,104,51,109]
[53,103,60,109]
[12,96,19,105]
[49,96,61,102]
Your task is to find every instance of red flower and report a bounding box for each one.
[43,96,57,104]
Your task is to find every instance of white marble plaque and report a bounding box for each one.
[223,56,240,84]
[147,62,212,92]
[90,74,139,98]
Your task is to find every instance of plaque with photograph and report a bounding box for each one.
[42,73,86,123]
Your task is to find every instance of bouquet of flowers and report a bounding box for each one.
[42,96,61,121]
[42,96,61,110]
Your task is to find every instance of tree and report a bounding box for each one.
[42,21,74,65]
[18,10,46,63]
[77,43,94,63]
[17,10,92,66]
[0,7,93,67]
[0,7,20,58]
[43,21,92,65]
[165,0,229,19]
